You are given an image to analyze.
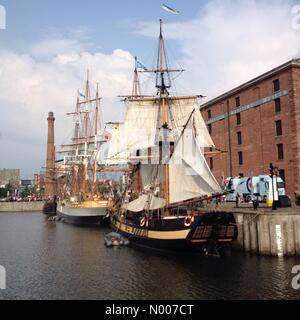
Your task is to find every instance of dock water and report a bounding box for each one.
[1,201,300,256]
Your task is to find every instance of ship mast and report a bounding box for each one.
[92,83,100,197]
[158,20,170,209]
[132,57,141,97]
[140,19,183,210]
[73,92,81,196]
[82,70,91,197]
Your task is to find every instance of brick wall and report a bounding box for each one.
[201,65,299,196]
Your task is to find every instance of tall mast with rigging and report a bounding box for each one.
[132,57,141,97]
[158,19,170,209]
[138,19,184,210]
[107,20,219,212]
[72,92,81,197]
[92,83,100,197]
[82,70,91,197]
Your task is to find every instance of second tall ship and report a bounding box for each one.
[57,74,112,225]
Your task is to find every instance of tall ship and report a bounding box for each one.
[57,74,112,225]
[109,20,238,253]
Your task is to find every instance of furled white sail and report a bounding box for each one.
[169,114,221,204]
[123,194,166,212]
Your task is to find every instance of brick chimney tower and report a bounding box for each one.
[45,112,56,198]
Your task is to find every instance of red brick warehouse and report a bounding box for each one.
[200,59,300,197]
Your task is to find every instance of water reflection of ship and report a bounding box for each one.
[109,20,238,254]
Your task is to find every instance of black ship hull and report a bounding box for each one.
[111,211,238,254]
[43,201,57,216]
[57,212,108,226]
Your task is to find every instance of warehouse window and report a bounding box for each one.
[208,124,212,134]
[277,144,284,160]
[275,120,282,136]
[273,79,280,92]
[208,110,212,119]
[275,98,281,113]
[237,131,242,145]
[236,96,240,108]
[209,157,213,170]
[238,152,243,165]
[236,113,241,125]
[278,169,285,182]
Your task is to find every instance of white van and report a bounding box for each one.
[225,175,286,202]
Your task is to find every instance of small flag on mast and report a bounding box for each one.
[79,92,86,98]
[161,4,180,15]
[136,60,148,71]
[103,132,112,141]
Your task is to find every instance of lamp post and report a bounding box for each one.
[269,163,278,210]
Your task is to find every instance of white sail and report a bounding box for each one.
[106,123,128,165]
[123,99,159,153]
[193,107,215,148]
[140,164,165,190]
[169,114,221,204]
[168,98,215,148]
[108,98,213,163]
[123,194,166,212]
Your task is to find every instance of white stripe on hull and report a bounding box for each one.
[57,205,107,217]
[113,220,190,240]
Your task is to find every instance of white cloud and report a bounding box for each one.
[0,39,134,177]
[30,39,86,59]
[137,0,300,99]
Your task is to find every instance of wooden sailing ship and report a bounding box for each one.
[109,20,238,253]
[56,73,112,225]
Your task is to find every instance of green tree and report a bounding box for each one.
[21,186,34,198]
[0,184,13,198]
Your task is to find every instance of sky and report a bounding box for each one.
[0,0,300,178]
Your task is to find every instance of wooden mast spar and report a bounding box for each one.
[132,57,141,97]
[158,20,170,210]
[81,71,88,197]
[157,19,184,211]
[92,83,100,197]
[72,92,81,197]
[138,19,184,212]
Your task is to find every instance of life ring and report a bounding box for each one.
[184,215,194,227]
[246,178,252,193]
[140,216,147,227]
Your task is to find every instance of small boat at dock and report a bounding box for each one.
[104,232,130,247]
